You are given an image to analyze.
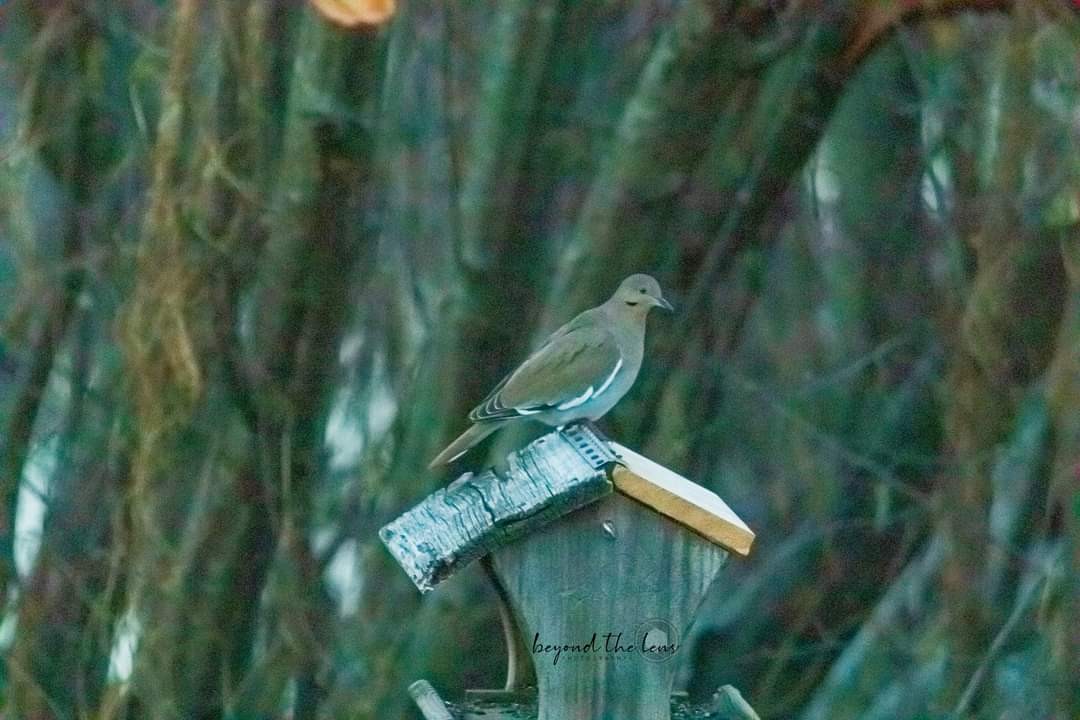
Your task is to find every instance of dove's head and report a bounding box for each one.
[611,274,673,317]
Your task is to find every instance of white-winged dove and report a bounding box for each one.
[429,273,672,468]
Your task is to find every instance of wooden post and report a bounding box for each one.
[491,491,728,720]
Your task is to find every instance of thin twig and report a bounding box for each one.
[950,553,1053,718]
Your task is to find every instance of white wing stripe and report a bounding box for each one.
[556,385,594,411]
[592,357,623,398]
[552,356,623,412]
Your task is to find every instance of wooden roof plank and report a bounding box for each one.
[608,442,755,556]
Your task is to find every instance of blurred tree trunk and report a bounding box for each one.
[119,2,306,719]
[245,10,383,719]
[934,12,1066,705]
[123,4,250,718]
[9,315,127,720]
[0,1,99,606]
[1046,228,1080,716]
[124,1,383,717]
[2,4,131,717]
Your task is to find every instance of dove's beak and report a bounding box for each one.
[655,296,674,312]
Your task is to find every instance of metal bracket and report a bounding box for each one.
[560,422,617,470]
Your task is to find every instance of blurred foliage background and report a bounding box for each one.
[0,1,1078,719]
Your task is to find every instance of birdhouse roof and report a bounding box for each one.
[609,443,755,556]
[380,424,754,593]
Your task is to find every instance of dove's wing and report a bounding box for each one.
[469,315,622,422]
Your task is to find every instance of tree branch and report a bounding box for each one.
[842,0,1012,73]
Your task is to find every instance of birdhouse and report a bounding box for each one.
[380,424,757,720]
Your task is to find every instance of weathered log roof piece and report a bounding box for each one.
[379,424,616,592]
[610,443,756,556]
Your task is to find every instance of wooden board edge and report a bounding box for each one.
[611,465,755,556]
[608,442,754,532]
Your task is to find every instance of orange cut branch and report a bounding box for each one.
[843,0,1011,71]
[310,0,396,27]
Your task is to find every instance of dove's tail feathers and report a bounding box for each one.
[428,422,502,469]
